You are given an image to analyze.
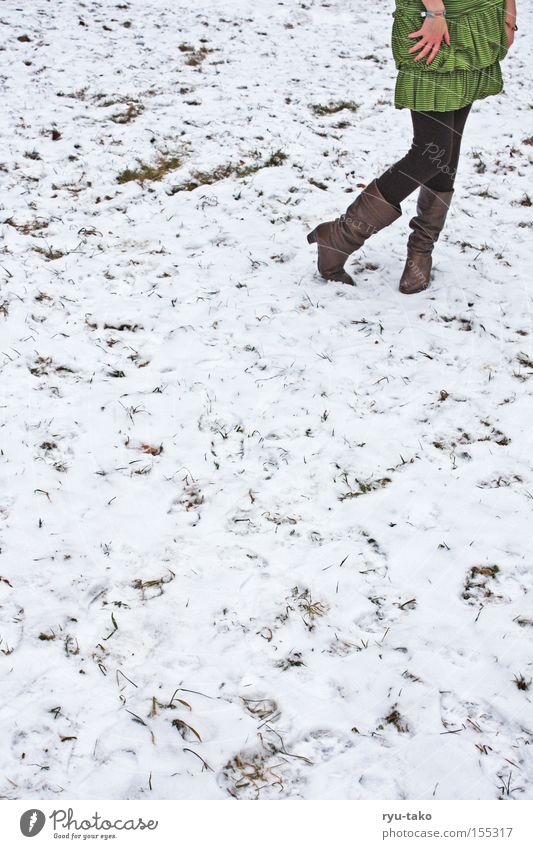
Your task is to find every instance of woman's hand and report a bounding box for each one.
[505,0,517,48]
[408,16,450,65]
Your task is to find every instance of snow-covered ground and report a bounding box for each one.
[1,0,532,801]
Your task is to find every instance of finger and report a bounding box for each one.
[414,41,435,61]
[444,29,450,46]
[408,29,424,38]
[415,41,437,62]
[408,38,428,54]
[426,42,442,64]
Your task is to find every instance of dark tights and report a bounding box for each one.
[376,104,472,209]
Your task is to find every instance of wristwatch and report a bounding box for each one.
[421,10,447,17]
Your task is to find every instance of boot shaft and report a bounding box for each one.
[407,186,454,254]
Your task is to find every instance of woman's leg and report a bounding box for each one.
[424,103,472,192]
[306,104,474,288]
[398,104,473,294]
[375,109,457,209]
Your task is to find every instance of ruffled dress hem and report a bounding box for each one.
[392,0,508,112]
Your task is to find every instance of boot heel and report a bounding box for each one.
[307,230,317,245]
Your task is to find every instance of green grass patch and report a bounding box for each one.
[169,149,287,194]
[310,100,359,116]
[117,153,183,184]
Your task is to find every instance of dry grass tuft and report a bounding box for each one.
[117,153,184,184]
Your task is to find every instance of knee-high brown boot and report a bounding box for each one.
[307,179,402,285]
[399,186,454,294]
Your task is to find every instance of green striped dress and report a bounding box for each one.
[392,0,509,111]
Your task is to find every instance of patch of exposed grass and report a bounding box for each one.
[32,245,65,260]
[276,586,328,632]
[172,718,202,742]
[515,616,533,628]
[222,753,284,799]
[65,634,80,655]
[169,149,287,194]
[381,706,409,733]
[29,356,75,377]
[56,87,89,100]
[463,564,502,604]
[111,102,144,124]
[4,216,49,234]
[95,93,142,107]
[309,177,328,190]
[276,651,304,670]
[476,189,498,199]
[478,421,510,445]
[513,356,532,380]
[471,565,500,579]
[117,153,184,184]
[103,322,142,332]
[310,100,359,116]
[470,151,487,174]
[263,512,298,526]
[433,423,510,452]
[132,570,175,600]
[339,476,391,500]
[513,674,530,691]
[40,441,57,451]
[178,43,214,66]
[242,698,278,721]
[180,481,204,511]
[478,474,522,489]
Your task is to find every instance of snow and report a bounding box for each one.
[1,0,532,801]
